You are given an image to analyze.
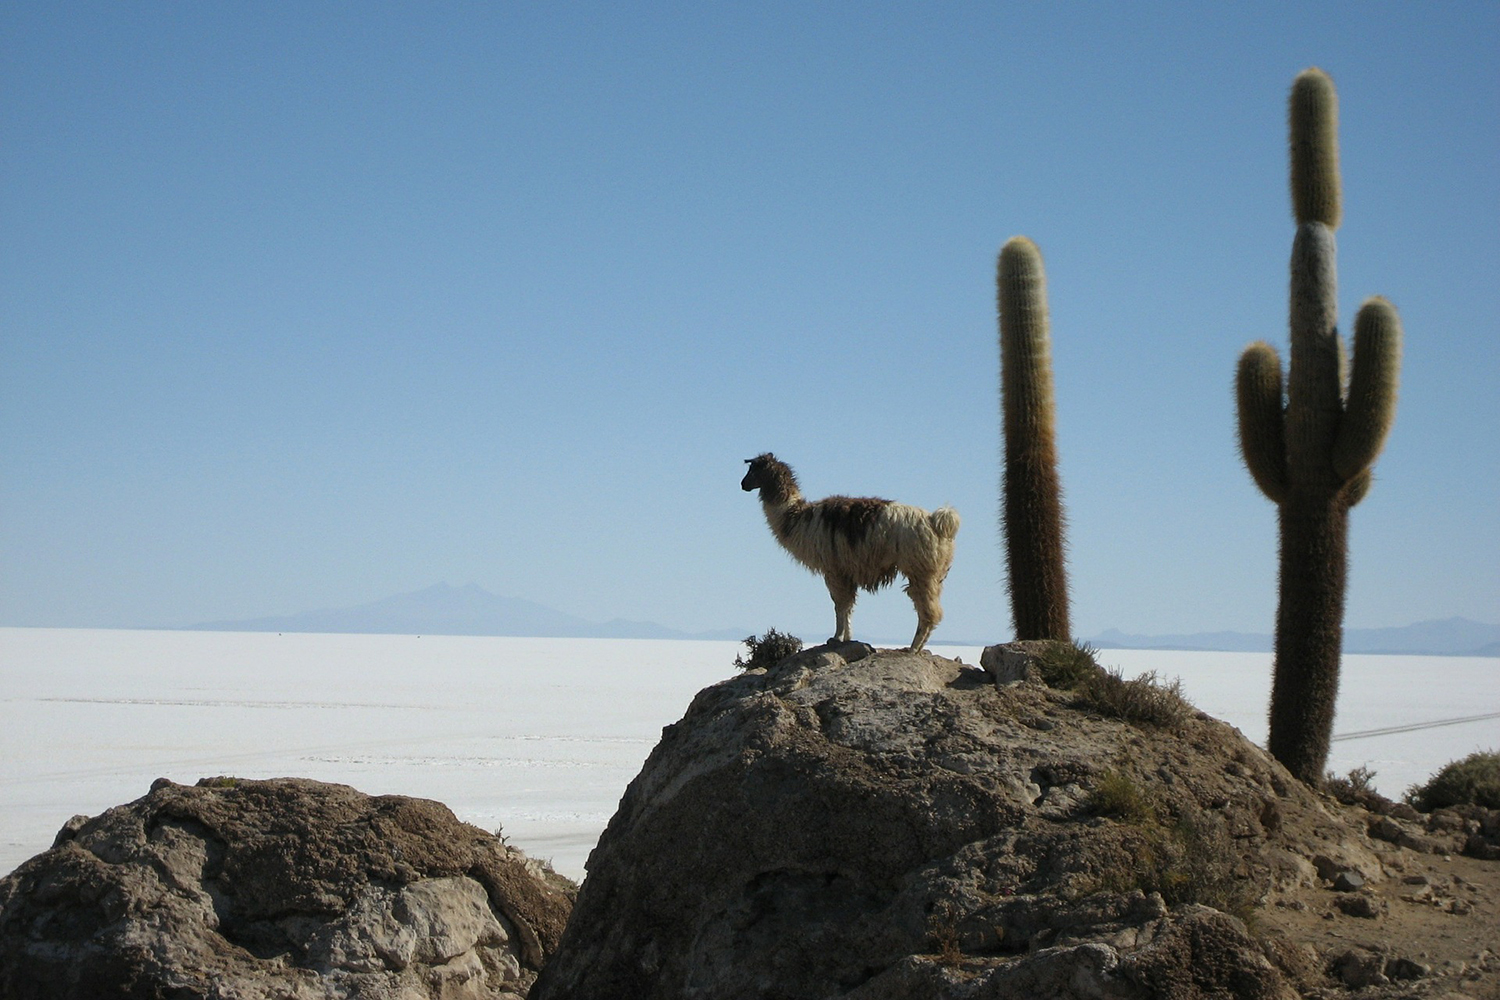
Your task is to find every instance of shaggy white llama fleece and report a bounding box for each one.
[741,453,959,652]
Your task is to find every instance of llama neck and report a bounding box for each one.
[760,485,804,515]
[753,460,803,510]
[758,482,804,539]
[750,457,806,537]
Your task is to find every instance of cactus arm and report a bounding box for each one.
[1333,297,1402,482]
[1342,468,1373,507]
[1289,68,1341,229]
[1235,342,1289,504]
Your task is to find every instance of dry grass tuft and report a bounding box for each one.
[1030,643,1192,730]
[1323,764,1396,812]
[733,629,805,671]
[1079,668,1192,730]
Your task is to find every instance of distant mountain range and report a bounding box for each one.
[1089,618,1500,658]
[186,583,748,641]
[184,584,1499,657]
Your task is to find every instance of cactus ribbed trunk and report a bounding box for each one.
[998,237,1071,641]
[1268,488,1349,781]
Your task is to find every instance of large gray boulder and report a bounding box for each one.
[533,642,1379,1000]
[0,777,575,999]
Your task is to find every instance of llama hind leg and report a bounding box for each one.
[905,577,944,652]
[825,576,857,644]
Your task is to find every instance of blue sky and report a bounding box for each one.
[2,2,1496,643]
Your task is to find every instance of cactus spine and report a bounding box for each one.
[1236,68,1402,784]
[998,236,1071,641]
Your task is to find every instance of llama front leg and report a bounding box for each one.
[825,576,857,644]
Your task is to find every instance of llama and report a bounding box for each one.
[741,453,960,652]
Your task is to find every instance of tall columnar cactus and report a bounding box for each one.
[998,236,1071,641]
[1236,68,1402,784]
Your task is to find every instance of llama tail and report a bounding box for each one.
[929,506,961,540]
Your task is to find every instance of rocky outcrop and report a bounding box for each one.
[0,777,575,999]
[532,642,1383,1000]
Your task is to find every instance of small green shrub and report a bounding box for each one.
[733,629,804,671]
[1034,640,1102,690]
[1405,750,1500,812]
[1089,769,1157,824]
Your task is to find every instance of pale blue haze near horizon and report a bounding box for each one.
[3,3,1497,643]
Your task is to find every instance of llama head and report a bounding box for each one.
[741,453,798,501]
[741,454,774,492]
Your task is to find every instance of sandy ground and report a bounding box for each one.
[1260,815,1500,998]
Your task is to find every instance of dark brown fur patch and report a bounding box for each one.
[794,495,891,548]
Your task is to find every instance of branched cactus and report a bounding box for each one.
[1236,68,1402,784]
[998,236,1071,641]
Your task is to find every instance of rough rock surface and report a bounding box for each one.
[531,642,1496,1000]
[0,776,575,999]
